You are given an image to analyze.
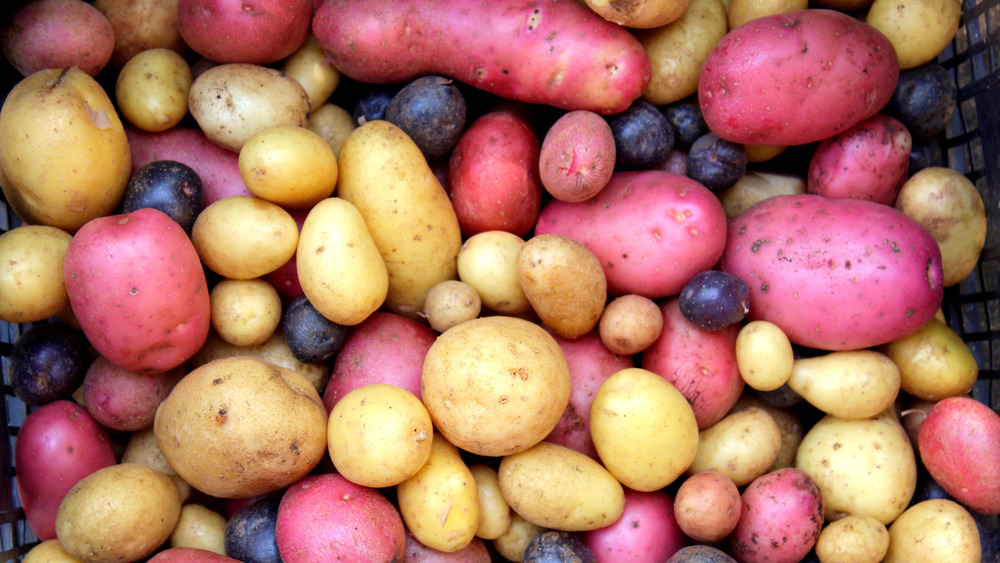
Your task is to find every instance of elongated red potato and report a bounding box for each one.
[311,0,651,114]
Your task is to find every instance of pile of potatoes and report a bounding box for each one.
[0,0,997,562]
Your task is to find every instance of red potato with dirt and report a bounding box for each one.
[311,0,651,114]
[581,489,687,562]
[1,0,114,77]
[81,355,185,431]
[730,468,825,563]
[539,110,617,202]
[177,0,312,64]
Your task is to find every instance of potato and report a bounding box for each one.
[0,68,131,233]
[786,350,901,419]
[673,471,742,542]
[687,407,782,486]
[421,316,570,457]
[493,513,548,563]
[177,0,311,65]
[422,280,482,333]
[296,197,388,326]
[866,0,962,69]
[81,356,184,431]
[0,225,73,323]
[498,442,625,532]
[55,463,182,563]
[469,464,511,541]
[169,504,227,555]
[191,195,299,280]
[22,539,85,563]
[238,125,338,210]
[729,468,825,563]
[281,35,341,111]
[728,395,804,471]
[517,234,607,339]
[147,548,240,563]
[94,0,187,68]
[115,47,192,132]
[728,0,808,28]
[154,356,328,499]
[880,317,978,401]
[884,499,981,562]
[456,231,532,317]
[1,0,114,77]
[582,489,686,561]
[208,278,282,347]
[586,0,692,27]
[598,294,663,355]
[308,102,356,157]
[188,63,310,152]
[718,171,806,219]
[735,320,793,392]
[815,514,890,563]
[538,110,616,203]
[590,367,699,491]
[404,532,492,562]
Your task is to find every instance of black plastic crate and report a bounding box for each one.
[0,1,998,561]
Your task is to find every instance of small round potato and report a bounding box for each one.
[884,499,981,562]
[673,470,742,542]
[169,503,228,555]
[880,317,978,401]
[866,0,962,69]
[0,225,73,323]
[423,279,482,332]
[309,102,356,157]
[599,294,664,355]
[94,0,188,68]
[493,512,548,563]
[457,231,532,316]
[115,47,192,132]
[469,464,511,541]
[238,125,338,210]
[328,384,434,488]
[282,35,341,111]
[735,320,794,391]
[687,407,782,486]
[815,514,890,563]
[209,278,282,347]
[191,195,299,280]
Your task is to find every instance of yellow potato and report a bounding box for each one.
[55,463,182,563]
[498,442,625,531]
[169,503,227,555]
[585,0,692,28]
[880,317,978,401]
[296,197,388,326]
[469,464,511,540]
[727,0,808,29]
[457,231,532,317]
[598,293,663,355]
[744,143,786,163]
[687,407,781,486]
[210,278,282,347]
[309,102,356,158]
[728,394,804,471]
[22,539,84,563]
[328,384,433,488]
[718,171,806,219]
[866,0,962,69]
[884,499,981,563]
[0,225,73,323]
[281,35,341,111]
[735,320,794,391]
[421,316,570,457]
[397,433,479,553]
[115,47,191,132]
[786,350,901,419]
[590,367,699,491]
[191,195,299,280]
[815,515,890,563]
[423,279,482,332]
[239,125,338,210]
[0,68,131,232]
[337,120,463,318]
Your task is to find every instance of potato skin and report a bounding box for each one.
[729,468,824,563]
[177,0,312,65]
[1,0,114,77]
[0,225,73,323]
[884,499,981,562]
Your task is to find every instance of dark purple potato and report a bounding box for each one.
[224,498,281,563]
[666,545,738,563]
[754,384,804,408]
[523,530,596,563]
[9,322,91,406]
[384,75,467,160]
[883,62,958,140]
[661,98,709,151]
[678,270,750,331]
[282,295,350,364]
[686,132,747,192]
[122,160,204,233]
[352,85,396,126]
[607,99,674,169]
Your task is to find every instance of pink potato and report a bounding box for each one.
[720,194,944,351]
[177,0,312,64]
[312,0,651,115]
[539,110,616,202]
[321,312,437,412]
[918,396,1000,514]
[447,111,543,237]
[582,489,686,563]
[807,113,912,205]
[543,330,634,460]
[404,531,492,562]
[126,126,252,208]
[641,298,745,430]
[276,473,406,562]
[64,207,211,372]
[535,170,728,299]
[1,0,114,77]
[730,468,824,563]
[14,400,117,540]
[147,548,242,562]
[699,9,899,146]
[81,355,185,431]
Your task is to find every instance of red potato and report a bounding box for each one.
[918,396,1000,514]
[807,113,912,205]
[64,207,211,372]
[581,489,686,563]
[81,355,185,431]
[312,0,651,115]
[1,0,114,77]
[447,111,543,237]
[177,0,312,64]
[14,400,117,541]
[403,531,492,562]
[730,468,825,563]
[535,171,728,299]
[720,194,944,351]
[699,9,899,146]
[641,298,745,430]
[147,548,242,562]
[276,473,406,562]
[539,110,617,203]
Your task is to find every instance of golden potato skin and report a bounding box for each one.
[457,231,532,316]
[94,0,186,68]
[786,350,901,419]
[866,0,962,69]
[22,538,85,563]
[209,278,282,347]
[0,68,131,232]
[0,225,73,323]
[815,514,890,563]
[423,279,482,333]
[282,35,341,111]
[884,499,981,563]
[585,0,692,28]
[687,407,782,486]
[598,293,663,355]
[168,503,227,554]
[469,464,511,540]
[115,47,191,132]
[154,356,328,499]
[880,317,978,401]
[735,320,794,391]
[191,195,299,280]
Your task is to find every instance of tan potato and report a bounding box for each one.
[457,231,532,317]
[493,512,548,563]
[687,407,782,486]
[469,464,511,540]
[718,171,806,219]
[169,503,228,555]
[884,499,981,562]
[0,68,131,233]
[744,143,786,163]
[296,197,388,326]
[188,63,310,152]
[735,320,794,391]
[282,35,341,111]
[728,394,804,471]
[517,234,606,339]
[786,350,901,419]
[154,356,328,499]
[866,0,962,69]
[598,294,663,355]
[895,166,987,286]
[22,539,85,563]
[636,0,729,105]
[0,225,73,323]
[209,278,282,347]
[585,0,692,28]
[498,442,625,532]
[94,0,186,68]
[727,0,808,29]
[880,317,978,401]
[328,384,433,488]
[55,463,182,563]
[191,195,299,280]
[397,432,479,553]
[673,470,742,542]
[238,125,338,210]
[421,316,570,457]
[309,102,356,158]
[115,47,191,132]
[815,514,890,563]
[590,368,699,491]
[423,279,482,332]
